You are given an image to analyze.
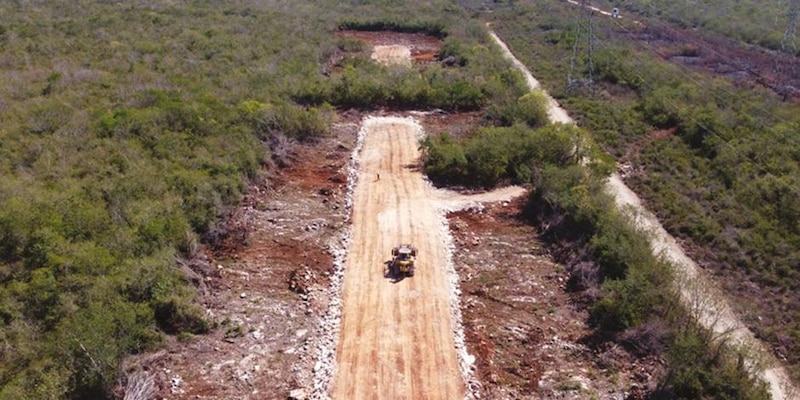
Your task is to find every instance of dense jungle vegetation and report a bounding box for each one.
[472,0,800,386]
[0,0,532,398]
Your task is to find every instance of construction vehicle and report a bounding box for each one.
[389,244,417,277]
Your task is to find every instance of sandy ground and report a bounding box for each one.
[337,31,441,64]
[488,27,797,400]
[332,117,463,399]
[371,45,412,67]
[331,116,524,399]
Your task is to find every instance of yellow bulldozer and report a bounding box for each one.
[389,244,417,278]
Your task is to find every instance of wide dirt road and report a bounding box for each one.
[332,117,464,399]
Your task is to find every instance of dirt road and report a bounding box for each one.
[488,28,797,400]
[332,117,464,399]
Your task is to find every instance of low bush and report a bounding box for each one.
[338,19,447,38]
[654,326,770,400]
[421,121,603,188]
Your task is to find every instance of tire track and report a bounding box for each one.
[332,117,464,399]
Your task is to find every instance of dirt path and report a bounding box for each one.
[333,117,464,399]
[331,116,523,399]
[488,27,797,400]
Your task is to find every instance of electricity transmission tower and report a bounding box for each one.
[781,0,800,54]
[775,0,799,87]
[567,0,595,92]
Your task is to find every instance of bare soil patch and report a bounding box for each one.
[332,116,465,399]
[336,30,442,64]
[414,109,485,138]
[449,198,658,399]
[370,44,412,66]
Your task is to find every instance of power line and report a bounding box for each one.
[567,0,596,92]
[781,0,800,54]
[567,1,582,88]
[644,14,800,102]
[597,18,800,198]
[587,7,595,84]
[533,0,800,207]
[601,8,800,127]
[562,0,800,143]
[556,0,800,246]
[777,0,800,77]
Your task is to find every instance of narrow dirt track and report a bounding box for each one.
[332,117,464,399]
[488,27,797,400]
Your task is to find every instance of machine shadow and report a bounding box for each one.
[382,260,406,283]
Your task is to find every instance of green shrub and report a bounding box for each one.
[590,212,656,280]
[438,37,469,66]
[237,100,334,141]
[657,327,770,400]
[591,276,657,332]
[338,18,447,38]
[335,37,367,52]
[154,295,210,335]
[485,90,549,127]
[422,123,607,188]
[420,132,468,184]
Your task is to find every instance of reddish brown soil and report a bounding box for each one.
[336,30,442,63]
[333,116,468,399]
[448,198,660,399]
[417,109,484,137]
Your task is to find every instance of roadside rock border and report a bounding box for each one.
[307,120,365,399]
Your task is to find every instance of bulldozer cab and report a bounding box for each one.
[392,244,416,258]
[397,247,412,260]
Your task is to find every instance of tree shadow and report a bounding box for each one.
[403,162,422,171]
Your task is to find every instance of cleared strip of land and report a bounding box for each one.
[333,117,464,399]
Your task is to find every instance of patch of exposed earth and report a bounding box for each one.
[121,115,362,400]
[448,198,659,399]
[336,30,442,63]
